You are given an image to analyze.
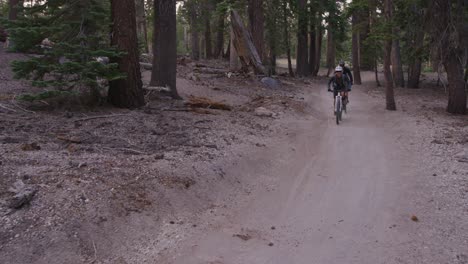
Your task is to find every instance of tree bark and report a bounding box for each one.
[407,30,424,88]
[150,0,180,99]
[326,29,335,77]
[383,0,396,110]
[229,26,240,71]
[204,10,213,59]
[308,8,317,76]
[8,0,22,20]
[445,50,467,114]
[313,25,322,76]
[230,10,266,75]
[188,2,199,60]
[248,0,265,62]
[296,0,308,77]
[391,38,404,87]
[109,0,145,108]
[214,13,225,58]
[135,0,148,53]
[282,1,294,77]
[351,12,362,85]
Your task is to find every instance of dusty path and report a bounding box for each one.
[161,82,425,264]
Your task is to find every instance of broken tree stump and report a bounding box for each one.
[230,10,267,75]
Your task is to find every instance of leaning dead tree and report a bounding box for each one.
[230,10,266,75]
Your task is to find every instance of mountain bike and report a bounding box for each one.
[330,90,348,125]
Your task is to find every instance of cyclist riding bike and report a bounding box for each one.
[328,66,351,109]
[339,60,353,93]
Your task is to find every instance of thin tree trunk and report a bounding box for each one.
[309,8,317,76]
[204,13,212,59]
[296,0,308,77]
[407,30,424,88]
[214,14,225,58]
[135,0,148,53]
[188,2,199,60]
[326,29,335,77]
[383,0,396,110]
[313,25,322,76]
[248,0,265,62]
[282,2,294,77]
[150,0,180,99]
[8,0,21,20]
[391,38,404,87]
[445,51,467,114]
[374,59,381,87]
[351,13,362,85]
[109,0,145,108]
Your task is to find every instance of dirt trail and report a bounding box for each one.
[160,80,438,264]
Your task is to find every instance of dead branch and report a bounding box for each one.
[185,96,232,111]
[143,86,171,92]
[74,114,127,122]
[0,103,17,112]
[139,62,153,70]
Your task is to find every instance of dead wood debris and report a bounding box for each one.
[185,96,232,111]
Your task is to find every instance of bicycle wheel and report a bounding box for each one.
[335,98,341,125]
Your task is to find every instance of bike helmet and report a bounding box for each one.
[339,60,345,66]
[335,66,343,72]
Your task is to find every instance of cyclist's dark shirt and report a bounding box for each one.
[328,75,350,91]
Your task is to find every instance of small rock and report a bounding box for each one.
[254,107,275,118]
[431,139,444,144]
[271,226,276,230]
[7,180,38,209]
[233,234,252,241]
[454,151,468,163]
[411,215,419,222]
[268,242,274,246]
[261,77,281,89]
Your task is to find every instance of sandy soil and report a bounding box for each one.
[1,44,467,264]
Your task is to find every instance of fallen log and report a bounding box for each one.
[140,62,153,70]
[193,67,227,75]
[230,10,267,75]
[185,96,232,111]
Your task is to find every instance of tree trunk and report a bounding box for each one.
[374,59,381,87]
[351,13,362,85]
[230,10,266,74]
[391,38,404,87]
[407,30,424,88]
[229,26,240,71]
[282,2,294,77]
[445,51,467,114]
[383,0,396,110]
[150,0,180,99]
[308,8,317,76]
[109,0,145,108]
[248,0,265,62]
[214,14,225,58]
[135,0,148,53]
[188,2,199,60]
[313,25,322,76]
[8,0,22,20]
[358,9,372,71]
[296,0,308,77]
[204,12,213,59]
[326,29,335,77]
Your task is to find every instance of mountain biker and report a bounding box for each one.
[339,60,353,91]
[328,66,350,108]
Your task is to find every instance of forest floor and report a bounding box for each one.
[1,45,467,264]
